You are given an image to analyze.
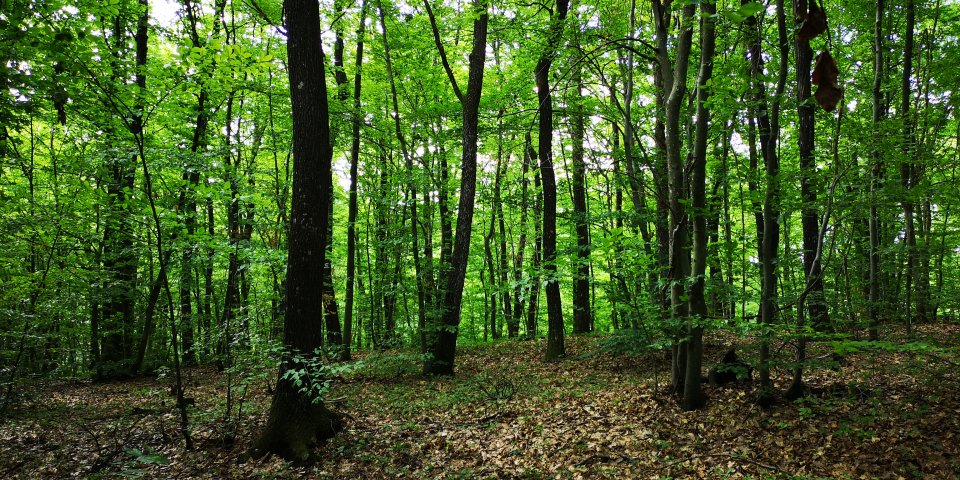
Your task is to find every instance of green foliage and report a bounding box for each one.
[125,448,170,466]
[340,351,429,379]
[588,329,664,357]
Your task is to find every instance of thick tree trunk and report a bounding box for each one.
[251,0,341,460]
[96,14,140,379]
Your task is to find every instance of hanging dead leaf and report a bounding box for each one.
[813,51,842,111]
[798,0,828,41]
[814,79,843,112]
[812,51,838,86]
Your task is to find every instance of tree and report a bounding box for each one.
[900,0,918,338]
[745,0,789,404]
[343,0,369,361]
[536,0,570,361]
[683,0,716,412]
[794,0,830,336]
[250,0,340,460]
[652,0,695,395]
[570,45,592,335]
[422,0,489,375]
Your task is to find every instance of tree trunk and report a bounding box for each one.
[96,13,140,379]
[868,0,886,340]
[494,116,515,337]
[900,0,917,338]
[747,0,788,405]
[178,0,215,366]
[653,0,695,395]
[512,135,533,337]
[570,62,592,335]
[794,0,829,333]
[683,0,715,412]
[422,0,489,375]
[378,0,425,350]
[536,0,570,361]
[342,0,368,361]
[527,165,544,340]
[251,0,341,460]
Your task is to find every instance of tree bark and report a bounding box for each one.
[900,0,917,338]
[683,0,715,412]
[342,0,368,361]
[868,0,885,340]
[571,61,592,334]
[653,0,694,395]
[536,0,570,361]
[747,0,788,405]
[794,0,829,332]
[511,135,532,337]
[422,0,489,375]
[251,0,341,460]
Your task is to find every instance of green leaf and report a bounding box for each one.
[137,454,170,465]
[738,1,764,18]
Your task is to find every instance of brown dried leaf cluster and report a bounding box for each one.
[813,51,843,112]
[797,0,828,42]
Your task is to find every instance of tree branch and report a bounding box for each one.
[422,0,464,103]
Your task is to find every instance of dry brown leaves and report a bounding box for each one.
[2,325,959,479]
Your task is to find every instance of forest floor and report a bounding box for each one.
[2,325,960,479]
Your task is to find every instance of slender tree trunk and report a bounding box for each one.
[683,0,715,412]
[494,116,515,337]
[794,0,829,332]
[527,165,543,339]
[748,0,788,405]
[571,62,592,335]
[536,0,570,361]
[422,0,489,375]
[653,0,695,395]
[512,135,532,337]
[868,0,886,340]
[342,0,368,361]
[178,0,217,366]
[900,0,917,338]
[378,0,425,350]
[484,208,498,339]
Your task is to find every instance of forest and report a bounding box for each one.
[2,0,960,477]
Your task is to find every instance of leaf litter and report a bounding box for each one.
[1,325,959,479]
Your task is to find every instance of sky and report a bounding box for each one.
[150,0,180,28]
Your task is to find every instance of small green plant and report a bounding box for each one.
[125,447,169,465]
[355,351,431,379]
